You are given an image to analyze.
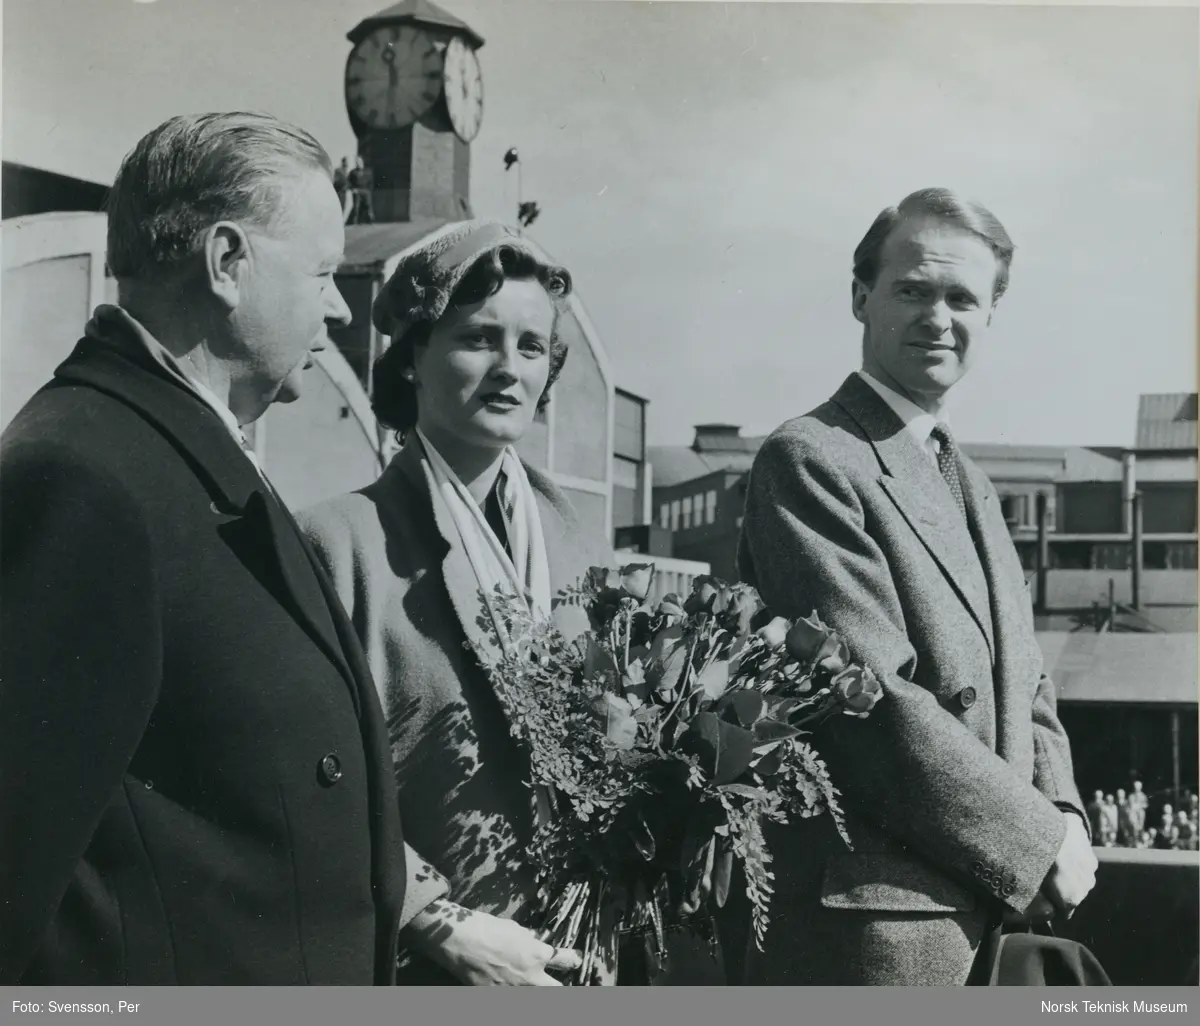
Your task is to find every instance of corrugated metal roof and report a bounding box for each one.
[1038,632,1197,705]
[1136,393,1198,451]
[654,438,1130,490]
[648,445,757,489]
[961,443,1069,462]
[1061,446,1126,482]
[958,444,1125,483]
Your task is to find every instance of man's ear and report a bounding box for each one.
[204,222,251,311]
[851,278,870,326]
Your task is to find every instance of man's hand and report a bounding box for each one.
[1041,812,1098,916]
[1004,892,1056,927]
[401,898,582,986]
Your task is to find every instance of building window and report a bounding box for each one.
[611,456,641,528]
[1000,492,1053,531]
[1164,542,1199,569]
[706,490,717,524]
[660,504,670,529]
[1000,494,1026,528]
[670,500,680,531]
[681,496,692,530]
[1093,544,1130,570]
[613,391,646,462]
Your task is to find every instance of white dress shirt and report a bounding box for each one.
[856,370,948,469]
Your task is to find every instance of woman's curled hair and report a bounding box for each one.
[371,244,571,436]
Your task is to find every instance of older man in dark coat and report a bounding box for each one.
[734,189,1096,986]
[0,113,426,984]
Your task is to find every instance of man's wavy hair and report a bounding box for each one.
[371,244,572,437]
[105,111,332,280]
[853,188,1015,303]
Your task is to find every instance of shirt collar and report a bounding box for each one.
[856,369,947,449]
[84,304,247,447]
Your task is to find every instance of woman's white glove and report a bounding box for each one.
[402,897,582,986]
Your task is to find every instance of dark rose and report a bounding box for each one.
[785,611,840,666]
[755,616,790,650]
[684,576,722,615]
[656,593,685,622]
[587,581,628,631]
[721,587,763,635]
[711,586,734,615]
[619,564,655,603]
[817,638,851,676]
[832,665,883,718]
[585,566,613,591]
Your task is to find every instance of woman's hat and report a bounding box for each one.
[371,219,572,338]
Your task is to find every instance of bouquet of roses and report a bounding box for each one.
[476,565,883,985]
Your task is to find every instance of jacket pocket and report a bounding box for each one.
[819,852,977,913]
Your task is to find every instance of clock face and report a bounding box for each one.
[346,24,443,130]
[443,36,483,143]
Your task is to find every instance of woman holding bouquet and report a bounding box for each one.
[297,221,615,985]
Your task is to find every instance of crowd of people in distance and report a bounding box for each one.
[1086,778,1198,851]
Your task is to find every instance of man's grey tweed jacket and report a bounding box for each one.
[732,373,1087,986]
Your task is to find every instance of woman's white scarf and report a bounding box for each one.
[415,427,552,655]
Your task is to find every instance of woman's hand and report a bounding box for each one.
[402,897,582,986]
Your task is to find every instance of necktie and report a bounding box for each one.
[930,423,968,523]
[494,469,522,570]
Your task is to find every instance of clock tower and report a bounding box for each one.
[345,1,484,222]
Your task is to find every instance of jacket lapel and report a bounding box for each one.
[960,458,1030,746]
[391,439,596,678]
[530,482,596,641]
[391,443,504,671]
[832,374,995,661]
[55,338,360,698]
[236,490,359,708]
[55,338,261,512]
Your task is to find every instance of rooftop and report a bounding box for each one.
[650,399,1197,492]
[962,444,1129,484]
[340,218,452,271]
[348,1,485,48]
[648,447,759,488]
[1135,393,1198,451]
[649,424,767,488]
[1037,632,1197,705]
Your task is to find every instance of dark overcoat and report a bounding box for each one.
[0,337,407,984]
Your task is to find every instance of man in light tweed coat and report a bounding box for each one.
[734,189,1096,986]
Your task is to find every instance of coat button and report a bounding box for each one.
[958,686,977,710]
[318,753,343,786]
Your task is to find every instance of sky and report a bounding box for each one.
[3,0,1197,448]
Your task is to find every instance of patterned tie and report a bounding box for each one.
[930,423,969,523]
[494,468,522,568]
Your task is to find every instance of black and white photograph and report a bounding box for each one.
[1,0,1196,1015]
